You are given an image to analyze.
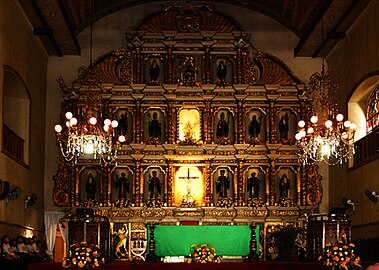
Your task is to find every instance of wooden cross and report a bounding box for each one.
[179,168,199,196]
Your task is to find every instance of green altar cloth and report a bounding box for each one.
[150,225,259,256]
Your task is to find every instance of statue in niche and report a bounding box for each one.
[216,112,229,139]
[216,60,227,85]
[116,172,130,201]
[149,59,160,82]
[117,113,128,135]
[248,115,261,139]
[279,173,290,198]
[247,172,259,199]
[148,170,162,199]
[216,169,230,198]
[279,112,289,140]
[85,173,96,200]
[148,112,161,139]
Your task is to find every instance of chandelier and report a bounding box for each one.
[295,65,357,165]
[54,111,126,163]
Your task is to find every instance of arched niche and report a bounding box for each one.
[3,67,30,165]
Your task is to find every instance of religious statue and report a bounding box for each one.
[114,224,128,259]
[247,172,259,199]
[216,60,227,82]
[148,170,162,199]
[279,113,289,140]
[216,112,229,138]
[85,173,96,200]
[148,112,161,139]
[116,172,130,201]
[248,115,261,139]
[149,59,160,82]
[216,169,230,198]
[118,113,128,135]
[279,173,290,198]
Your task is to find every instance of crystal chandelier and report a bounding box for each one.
[54,111,126,162]
[295,66,357,165]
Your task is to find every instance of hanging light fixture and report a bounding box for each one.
[295,20,357,165]
[54,0,126,163]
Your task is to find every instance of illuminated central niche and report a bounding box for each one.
[174,166,204,206]
[178,108,201,142]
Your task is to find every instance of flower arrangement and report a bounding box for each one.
[145,136,161,146]
[217,136,232,145]
[278,197,296,207]
[63,242,105,269]
[247,197,265,207]
[145,198,162,208]
[318,241,362,270]
[80,199,99,208]
[190,243,221,263]
[216,197,234,208]
[113,198,130,208]
[249,137,262,146]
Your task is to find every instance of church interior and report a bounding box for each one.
[1,0,379,268]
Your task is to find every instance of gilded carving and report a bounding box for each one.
[237,209,268,217]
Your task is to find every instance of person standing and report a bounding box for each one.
[279,173,290,198]
[216,170,230,198]
[85,173,96,200]
[247,172,260,199]
[148,171,161,199]
[116,172,130,201]
[216,60,227,82]
[249,115,260,139]
[148,112,161,139]
[216,112,229,139]
[149,59,160,82]
[279,113,289,140]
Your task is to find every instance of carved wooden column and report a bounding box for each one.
[204,46,211,84]
[236,47,243,83]
[166,45,175,83]
[268,100,277,144]
[204,160,212,206]
[73,165,79,206]
[134,99,143,143]
[237,160,245,205]
[236,100,244,144]
[203,100,212,143]
[246,223,259,262]
[134,159,142,206]
[269,159,276,205]
[101,164,110,206]
[166,101,177,144]
[166,160,174,206]
[135,47,142,84]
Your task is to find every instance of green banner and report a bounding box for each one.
[149,225,259,256]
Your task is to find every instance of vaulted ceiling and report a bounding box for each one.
[18,0,369,57]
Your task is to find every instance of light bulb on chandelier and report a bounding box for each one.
[54,111,125,163]
[296,109,357,165]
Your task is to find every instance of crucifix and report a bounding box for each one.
[178,168,199,205]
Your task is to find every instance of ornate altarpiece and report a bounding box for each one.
[53,3,323,261]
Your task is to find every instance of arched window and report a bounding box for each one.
[366,86,379,133]
[2,67,30,165]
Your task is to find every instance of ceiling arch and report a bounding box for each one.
[19,0,370,56]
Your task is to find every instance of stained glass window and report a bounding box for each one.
[367,86,379,132]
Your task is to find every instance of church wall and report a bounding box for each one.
[327,0,379,239]
[0,1,47,237]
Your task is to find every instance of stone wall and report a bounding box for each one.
[0,0,47,237]
[327,0,379,240]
